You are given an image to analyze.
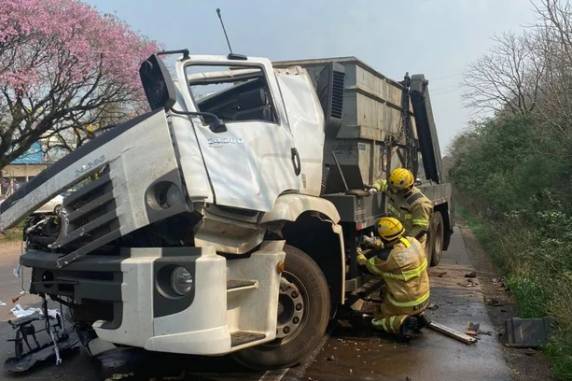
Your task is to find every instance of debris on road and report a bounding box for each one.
[0,300,6,306]
[427,320,478,345]
[11,290,27,304]
[5,303,77,373]
[10,303,59,319]
[433,271,447,277]
[457,278,479,288]
[427,303,439,311]
[10,304,43,318]
[485,297,504,307]
[466,322,480,337]
[491,277,506,288]
[503,317,552,348]
[464,271,477,278]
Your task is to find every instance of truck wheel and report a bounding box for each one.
[233,245,330,369]
[428,211,444,266]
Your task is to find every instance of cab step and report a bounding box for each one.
[226,279,258,293]
[230,331,266,347]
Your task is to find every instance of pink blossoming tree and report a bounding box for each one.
[0,0,158,168]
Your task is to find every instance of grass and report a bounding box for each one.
[457,202,572,380]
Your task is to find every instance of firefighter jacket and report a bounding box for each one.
[374,179,433,239]
[365,236,430,309]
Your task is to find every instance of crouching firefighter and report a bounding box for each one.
[371,168,433,249]
[357,217,430,339]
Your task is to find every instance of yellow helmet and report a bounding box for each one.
[389,168,414,191]
[377,217,405,241]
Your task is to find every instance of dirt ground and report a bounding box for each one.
[0,226,555,380]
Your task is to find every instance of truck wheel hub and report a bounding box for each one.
[276,276,304,339]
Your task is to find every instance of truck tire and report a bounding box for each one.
[428,211,444,266]
[233,245,331,369]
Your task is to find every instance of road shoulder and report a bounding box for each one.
[459,224,554,381]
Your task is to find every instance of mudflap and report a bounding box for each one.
[4,311,79,373]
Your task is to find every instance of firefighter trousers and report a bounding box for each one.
[371,299,429,334]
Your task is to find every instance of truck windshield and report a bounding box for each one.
[185,65,277,124]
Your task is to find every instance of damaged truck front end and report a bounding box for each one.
[0,51,310,363]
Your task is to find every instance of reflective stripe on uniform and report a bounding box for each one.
[379,258,428,282]
[372,317,388,331]
[366,257,384,276]
[387,289,430,308]
[389,316,397,332]
[411,218,429,228]
[399,237,411,248]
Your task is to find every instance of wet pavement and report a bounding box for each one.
[0,228,513,380]
[304,228,512,381]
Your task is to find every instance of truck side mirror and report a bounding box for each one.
[139,54,177,110]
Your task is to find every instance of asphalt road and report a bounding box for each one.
[0,228,514,381]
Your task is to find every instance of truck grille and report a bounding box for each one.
[52,170,121,268]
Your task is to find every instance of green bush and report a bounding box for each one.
[450,113,572,380]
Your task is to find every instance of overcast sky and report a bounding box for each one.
[87,0,540,151]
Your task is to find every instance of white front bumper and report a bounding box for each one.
[94,242,284,355]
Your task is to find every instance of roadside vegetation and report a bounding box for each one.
[0,0,157,168]
[449,1,572,379]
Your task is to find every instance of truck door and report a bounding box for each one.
[177,57,300,212]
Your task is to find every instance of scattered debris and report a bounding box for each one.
[327,355,335,361]
[11,290,26,304]
[466,322,480,337]
[0,300,6,307]
[427,320,478,345]
[503,317,552,348]
[457,278,479,288]
[485,298,504,307]
[433,271,447,278]
[4,305,77,373]
[10,304,42,319]
[12,264,20,279]
[427,303,439,311]
[10,304,59,319]
[464,271,477,278]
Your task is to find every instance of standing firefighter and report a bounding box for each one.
[357,217,430,339]
[372,168,433,248]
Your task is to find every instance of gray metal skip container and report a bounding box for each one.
[274,57,428,193]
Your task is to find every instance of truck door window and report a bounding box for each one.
[185,65,277,124]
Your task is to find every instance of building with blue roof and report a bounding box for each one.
[1,143,50,197]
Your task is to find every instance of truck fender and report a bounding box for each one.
[261,193,340,224]
[263,193,346,305]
